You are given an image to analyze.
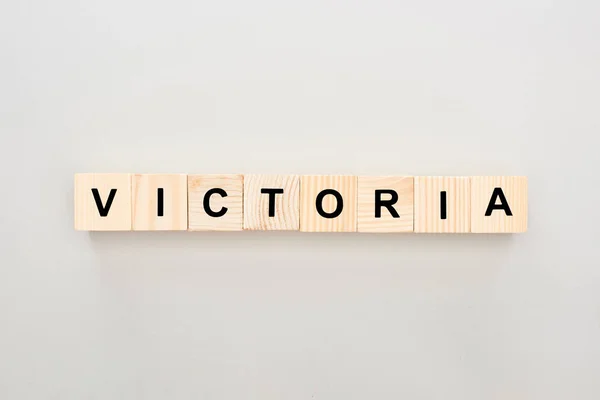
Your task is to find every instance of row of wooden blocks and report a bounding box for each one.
[74,174,527,233]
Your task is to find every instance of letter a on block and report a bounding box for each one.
[470,176,527,233]
[74,173,132,231]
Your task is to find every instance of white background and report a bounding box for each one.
[2,0,600,399]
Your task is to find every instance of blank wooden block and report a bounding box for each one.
[414,176,470,233]
[300,175,357,232]
[471,176,528,233]
[188,174,243,231]
[243,174,300,230]
[74,173,132,231]
[132,174,188,231]
[357,176,414,233]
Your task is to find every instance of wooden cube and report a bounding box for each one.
[74,173,132,231]
[357,176,414,233]
[188,174,243,231]
[414,176,470,233]
[300,175,357,232]
[243,174,300,230]
[471,176,528,233]
[132,174,188,231]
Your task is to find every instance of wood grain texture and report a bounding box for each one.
[357,176,414,232]
[471,176,528,233]
[188,174,243,231]
[132,174,188,231]
[414,176,470,233]
[74,173,132,231]
[243,174,299,230]
[300,175,357,232]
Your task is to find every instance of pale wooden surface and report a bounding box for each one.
[132,174,188,231]
[414,176,470,233]
[74,173,132,231]
[243,174,300,230]
[471,176,528,233]
[188,174,243,231]
[357,176,414,233]
[300,175,357,232]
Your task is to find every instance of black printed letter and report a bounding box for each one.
[316,189,343,219]
[261,188,284,217]
[440,191,447,220]
[157,188,164,217]
[374,189,400,218]
[91,188,117,217]
[204,188,228,217]
[485,188,513,216]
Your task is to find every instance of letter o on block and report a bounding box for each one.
[300,175,357,232]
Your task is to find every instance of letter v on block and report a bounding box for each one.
[74,174,132,231]
[92,188,117,217]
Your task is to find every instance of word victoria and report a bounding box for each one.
[74,174,527,233]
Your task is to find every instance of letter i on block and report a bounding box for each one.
[188,174,243,231]
[74,173,132,231]
[414,177,470,233]
[243,174,300,230]
[470,176,528,233]
[300,175,357,232]
[357,176,414,232]
[132,174,188,230]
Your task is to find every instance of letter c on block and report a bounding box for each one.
[204,188,228,217]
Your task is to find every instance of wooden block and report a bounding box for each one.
[414,176,470,233]
[188,174,243,231]
[300,175,357,232]
[132,174,188,231]
[357,176,414,233]
[74,173,132,231]
[243,174,300,230]
[471,176,528,233]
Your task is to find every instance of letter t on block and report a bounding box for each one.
[74,173,132,231]
[243,174,300,230]
[471,176,528,233]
